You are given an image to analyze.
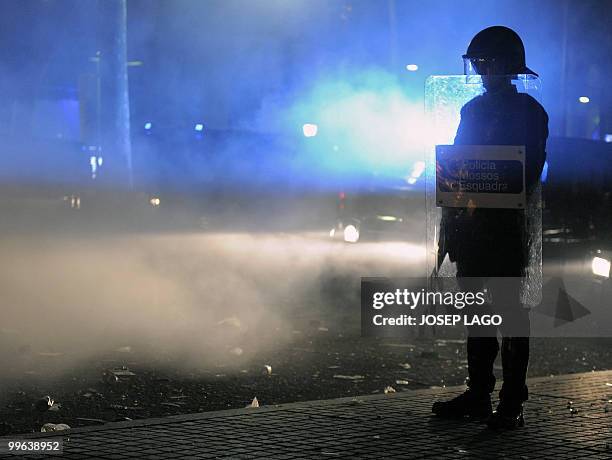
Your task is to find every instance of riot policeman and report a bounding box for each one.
[431,26,549,429]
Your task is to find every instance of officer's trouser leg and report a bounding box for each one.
[466,335,498,395]
[499,336,529,404]
[489,277,530,405]
[459,276,498,395]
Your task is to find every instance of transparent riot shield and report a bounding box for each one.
[425,74,544,310]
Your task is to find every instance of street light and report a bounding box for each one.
[303,123,318,137]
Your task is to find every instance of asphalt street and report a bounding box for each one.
[0,229,610,435]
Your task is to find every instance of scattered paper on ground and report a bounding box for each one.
[333,375,365,381]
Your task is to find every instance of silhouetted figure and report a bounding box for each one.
[431,26,548,429]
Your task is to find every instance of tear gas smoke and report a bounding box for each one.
[0,215,425,379]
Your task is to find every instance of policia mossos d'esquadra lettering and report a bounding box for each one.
[431,26,549,429]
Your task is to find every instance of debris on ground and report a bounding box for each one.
[246,397,259,408]
[435,339,466,345]
[384,386,396,394]
[103,367,136,383]
[264,365,272,375]
[80,388,102,399]
[48,403,61,412]
[1,336,609,437]
[333,375,365,381]
[399,363,412,370]
[41,423,70,432]
[34,396,54,413]
[108,404,143,411]
[395,380,410,386]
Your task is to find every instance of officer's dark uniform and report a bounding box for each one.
[441,83,548,407]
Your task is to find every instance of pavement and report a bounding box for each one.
[1,370,610,459]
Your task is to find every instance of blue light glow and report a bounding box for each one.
[281,69,429,185]
[195,123,204,132]
[541,160,549,183]
[405,160,425,185]
[406,64,418,71]
[144,122,152,130]
[90,155,97,179]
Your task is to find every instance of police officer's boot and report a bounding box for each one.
[487,337,529,429]
[487,400,524,429]
[431,388,492,419]
[432,336,497,419]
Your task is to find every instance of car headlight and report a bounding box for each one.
[344,224,360,243]
[592,256,611,278]
[376,215,398,222]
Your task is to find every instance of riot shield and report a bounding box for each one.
[425,74,544,311]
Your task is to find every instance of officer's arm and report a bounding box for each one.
[453,106,470,145]
[525,106,549,192]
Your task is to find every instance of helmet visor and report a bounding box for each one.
[462,56,509,76]
[463,55,538,77]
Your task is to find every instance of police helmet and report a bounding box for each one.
[463,26,538,77]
